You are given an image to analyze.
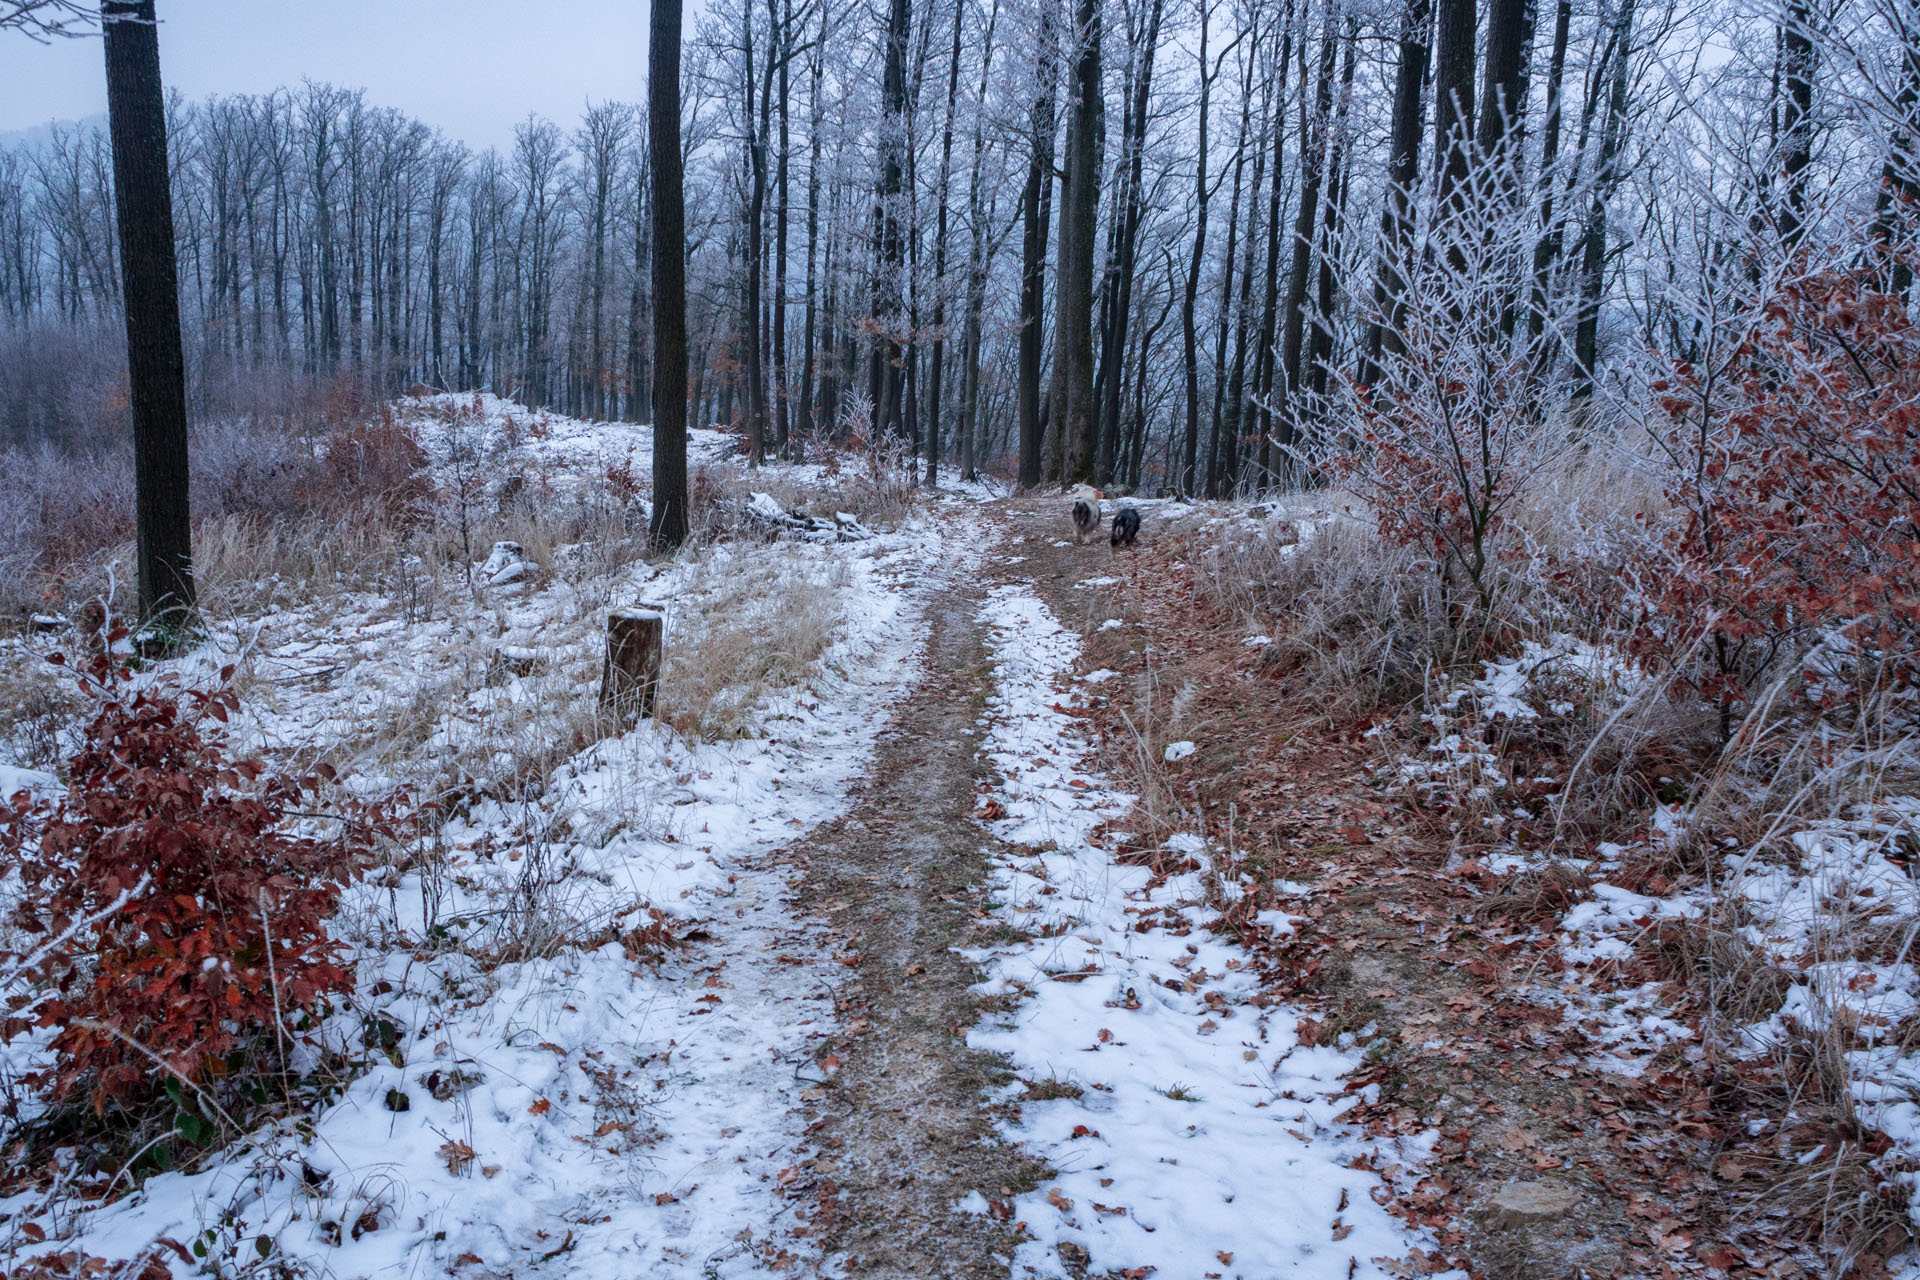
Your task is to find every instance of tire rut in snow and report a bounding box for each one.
[792,565,1048,1278]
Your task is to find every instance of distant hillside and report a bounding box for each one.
[0,114,106,151]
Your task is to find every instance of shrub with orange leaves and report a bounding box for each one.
[1641,261,1920,729]
[0,649,387,1111]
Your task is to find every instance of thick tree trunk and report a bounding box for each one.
[103,0,196,631]
[1051,0,1102,487]
[650,0,691,548]
[1433,0,1476,228]
[1477,0,1531,166]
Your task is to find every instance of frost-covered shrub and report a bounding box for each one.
[1642,259,1920,732]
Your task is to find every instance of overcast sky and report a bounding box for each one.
[0,1,651,152]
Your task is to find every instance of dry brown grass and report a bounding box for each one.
[656,548,848,742]
[1194,509,1460,718]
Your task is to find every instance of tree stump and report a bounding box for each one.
[600,603,666,725]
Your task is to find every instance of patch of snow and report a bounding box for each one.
[967,584,1436,1280]
[0,764,57,802]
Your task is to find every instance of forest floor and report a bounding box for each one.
[775,503,1429,1279]
[785,493,1864,1280]
[5,407,1903,1280]
[989,500,1874,1280]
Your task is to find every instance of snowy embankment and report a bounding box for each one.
[0,398,964,1279]
[964,583,1445,1280]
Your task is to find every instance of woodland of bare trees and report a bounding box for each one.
[2,0,1917,499]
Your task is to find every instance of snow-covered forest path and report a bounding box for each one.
[789,551,1045,1276]
[763,500,1432,1280]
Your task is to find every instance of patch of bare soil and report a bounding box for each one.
[785,536,1049,1278]
[1004,501,1829,1280]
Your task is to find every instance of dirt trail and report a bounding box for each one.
[790,519,1047,1278]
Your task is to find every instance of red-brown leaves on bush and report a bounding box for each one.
[307,414,432,523]
[1333,299,1566,619]
[0,651,380,1111]
[1640,262,1920,719]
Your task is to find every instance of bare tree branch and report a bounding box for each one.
[0,0,96,41]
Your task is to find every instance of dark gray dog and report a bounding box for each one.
[1110,505,1141,547]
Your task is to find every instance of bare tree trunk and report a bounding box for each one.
[103,0,196,632]
[1362,0,1429,383]
[1277,18,1336,484]
[774,0,793,455]
[872,0,912,443]
[1221,67,1266,495]
[1306,22,1356,416]
[1433,0,1476,287]
[798,25,824,447]
[959,0,1001,481]
[1571,0,1634,402]
[926,0,965,485]
[650,0,691,548]
[1051,0,1102,487]
[1253,3,1295,490]
[1179,0,1217,497]
[744,3,775,465]
[1778,0,1814,248]
[1206,51,1252,499]
[1527,0,1570,345]
[1873,0,1920,293]
[1096,0,1164,487]
[1018,0,1057,489]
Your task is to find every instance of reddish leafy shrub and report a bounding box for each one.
[1,651,383,1111]
[604,453,642,502]
[306,412,431,523]
[1332,217,1568,624]
[1643,262,1920,726]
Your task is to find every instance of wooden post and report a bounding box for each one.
[600,602,666,725]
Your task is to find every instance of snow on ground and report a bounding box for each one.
[408,391,738,496]
[1395,630,1920,1249]
[0,402,973,1279]
[963,583,1445,1280]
